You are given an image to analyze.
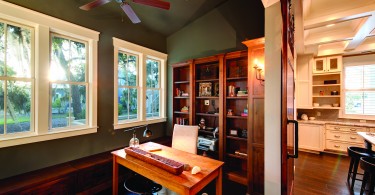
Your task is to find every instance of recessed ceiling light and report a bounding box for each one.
[326,24,335,27]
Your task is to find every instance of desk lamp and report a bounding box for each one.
[124,124,152,147]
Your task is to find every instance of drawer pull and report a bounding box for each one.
[334,145,340,148]
[350,128,357,131]
[334,127,340,130]
[350,136,357,139]
[334,135,341,138]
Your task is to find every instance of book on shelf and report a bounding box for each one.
[175,117,189,125]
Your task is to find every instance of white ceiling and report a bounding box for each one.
[296,0,375,56]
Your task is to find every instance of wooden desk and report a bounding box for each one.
[357,132,375,150]
[112,142,224,195]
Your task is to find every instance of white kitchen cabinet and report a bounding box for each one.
[325,124,368,152]
[296,55,313,108]
[313,56,342,74]
[299,123,325,152]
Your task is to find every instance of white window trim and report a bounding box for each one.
[340,54,375,120]
[113,37,167,130]
[0,1,99,148]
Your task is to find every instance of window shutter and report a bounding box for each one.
[345,66,363,89]
[345,64,375,116]
[364,65,375,89]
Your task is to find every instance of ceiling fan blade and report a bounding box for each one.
[121,3,141,24]
[79,0,112,11]
[132,0,170,10]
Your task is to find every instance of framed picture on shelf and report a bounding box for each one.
[199,82,212,96]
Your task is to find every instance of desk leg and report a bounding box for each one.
[215,167,222,195]
[365,140,373,151]
[113,156,118,195]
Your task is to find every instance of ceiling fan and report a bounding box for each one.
[79,0,170,24]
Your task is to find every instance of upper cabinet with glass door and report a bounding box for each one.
[313,56,342,74]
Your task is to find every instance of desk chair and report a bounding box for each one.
[158,124,199,195]
[171,124,199,154]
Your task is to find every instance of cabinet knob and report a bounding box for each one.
[350,136,357,139]
[334,127,340,130]
[350,128,357,131]
[334,135,340,138]
[334,145,340,148]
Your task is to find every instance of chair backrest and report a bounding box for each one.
[360,157,375,173]
[172,124,199,154]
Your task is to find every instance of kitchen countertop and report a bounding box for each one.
[298,119,375,128]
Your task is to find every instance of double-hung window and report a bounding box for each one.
[146,58,160,119]
[0,1,99,148]
[50,34,88,130]
[117,51,139,121]
[113,38,167,129]
[0,20,34,136]
[343,55,375,119]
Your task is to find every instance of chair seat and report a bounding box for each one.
[124,174,162,195]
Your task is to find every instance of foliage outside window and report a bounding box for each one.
[344,64,375,116]
[146,58,160,118]
[118,52,138,121]
[113,38,167,129]
[0,20,33,136]
[50,35,88,130]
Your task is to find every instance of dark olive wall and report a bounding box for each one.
[0,0,167,179]
[166,0,265,134]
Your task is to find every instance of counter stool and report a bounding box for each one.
[360,157,375,195]
[347,146,375,191]
[124,173,162,195]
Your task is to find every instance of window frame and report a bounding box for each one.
[0,1,99,148]
[145,57,161,119]
[0,19,35,138]
[49,33,90,131]
[113,38,167,129]
[341,54,375,120]
[117,50,140,122]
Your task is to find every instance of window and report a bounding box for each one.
[0,20,34,136]
[118,51,138,121]
[0,1,99,148]
[344,64,375,118]
[50,35,88,130]
[146,58,160,118]
[113,38,167,129]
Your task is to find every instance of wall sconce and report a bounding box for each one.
[124,124,152,148]
[253,59,265,83]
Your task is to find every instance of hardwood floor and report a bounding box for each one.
[294,151,362,195]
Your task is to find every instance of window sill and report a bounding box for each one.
[0,127,98,148]
[114,117,167,130]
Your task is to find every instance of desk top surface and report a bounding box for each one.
[357,132,375,145]
[112,142,224,189]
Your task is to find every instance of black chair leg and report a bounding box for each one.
[369,174,375,195]
[348,158,354,183]
[351,159,360,191]
[361,171,369,195]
